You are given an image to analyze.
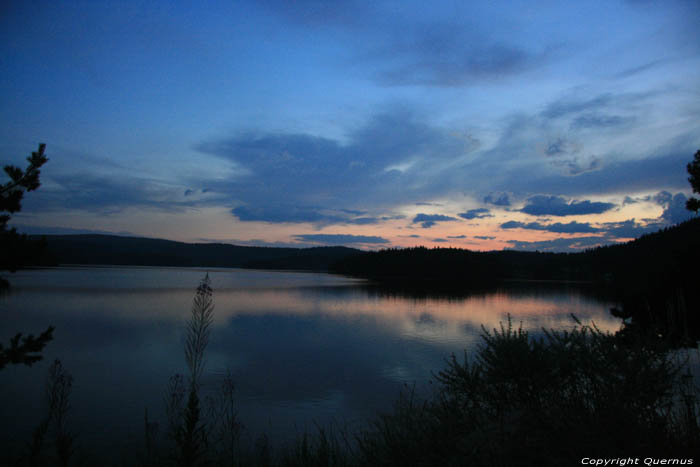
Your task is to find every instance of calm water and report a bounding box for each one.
[0,266,621,453]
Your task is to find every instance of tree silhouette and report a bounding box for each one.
[1,143,53,370]
[1,143,49,277]
[686,149,700,213]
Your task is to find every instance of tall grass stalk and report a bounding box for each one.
[170,273,215,467]
[27,359,74,467]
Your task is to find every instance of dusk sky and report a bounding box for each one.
[2,0,699,251]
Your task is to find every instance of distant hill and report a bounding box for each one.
[33,234,361,271]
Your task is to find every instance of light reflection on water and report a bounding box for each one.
[0,266,621,450]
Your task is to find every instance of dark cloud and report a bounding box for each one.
[184,189,194,196]
[345,217,379,225]
[545,137,568,157]
[233,206,341,224]
[500,220,600,233]
[197,109,476,225]
[456,93,696,197]
[600,219,662,239]
[556,156,602,176]
[541,94,614,120]
[458,208,493,220]
[293,234,389,245]
[660,192,694,224]
[520,195,615,216]
[483,193,510,206]
[412,213,459,229]
[22,173,205,215]
[500,213,682,242]
[432,238,448,243]
[501,148,692,196]
[447,235,467,239]
[615,58,673,78]
[375,41,539,87]
[570,114,633,130]
[340,208,367,216]
[653,190,673,206]
[500,221,521,229]
[474,235,496,240]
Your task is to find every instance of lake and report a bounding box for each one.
[0,266,621,456]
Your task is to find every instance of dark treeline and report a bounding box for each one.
[331,217,699,285]
[31,234,359,271]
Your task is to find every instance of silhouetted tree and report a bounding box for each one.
[687,149,700,213]
[1,143,49,278]
[0,326,55,370]
[1,143,53,370]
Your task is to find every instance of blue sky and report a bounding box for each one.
[2,0,699,251]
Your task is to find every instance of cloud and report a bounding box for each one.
[233,206,342,224]
[500,212,683,241]
[500,148,693,196]
[374,40,540,87]
[600,219,662,238]
[432,238,448,243]
[22,172,208,215]
[412,213,459,229]
[293,234,389,245]
[541,94,615,120]
[447,235,467,239]
[458,208,493,220]
[659,192,694,224]
[570,114,633,130]
[500,220,600,233]
[483,193,511,206]
[197,109,477,225]
[615,58,673,78]
[474,235,496,240]
[520,195,615,216]
[653,191,673,206]
[544,137,569,157]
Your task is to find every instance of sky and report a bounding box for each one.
[1,0,699,251]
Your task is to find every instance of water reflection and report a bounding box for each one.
[0,266,620,450]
